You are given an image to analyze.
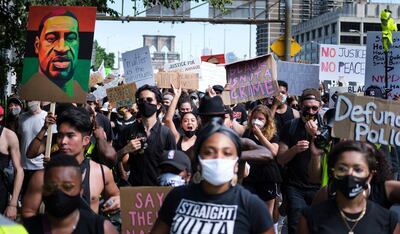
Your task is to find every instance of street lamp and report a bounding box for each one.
[349,29,363,46]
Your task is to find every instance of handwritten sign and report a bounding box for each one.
[226,55,278,104]
[121,186,173,234]
[106,83,137,109]
[277,60,319,96]
[164,59,201,73]
[122,47,154,87]
[319,44,366,84]
[332,93,400,146]
[155,72,199,89]
[365,32,400,99]
[199,62,227,93]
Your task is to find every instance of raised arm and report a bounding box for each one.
[163,84,181,141]
[240,138,273,162]
[26,112,56,158]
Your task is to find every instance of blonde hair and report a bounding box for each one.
[247,105,276,140]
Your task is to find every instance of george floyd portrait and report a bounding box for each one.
[21,6,96,103]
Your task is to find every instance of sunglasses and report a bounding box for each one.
[303,106,319,112]
[138,97,154,103]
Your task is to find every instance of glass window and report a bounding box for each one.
[340,35,361,44]
[318,28,322,37]
[312,30,316,40]
[324,25,329,36]
[340,22,360,32]
[331,23,337,34]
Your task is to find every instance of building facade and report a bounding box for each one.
[292,2,400,64]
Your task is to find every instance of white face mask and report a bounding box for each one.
[198,156,237,186]
[281,94,287,103]
[251,119,265,129]
[27,101,40,113]
[158,173,186,187]
[11,107,21,116]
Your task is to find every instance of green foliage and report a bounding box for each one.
[94,40,115,69]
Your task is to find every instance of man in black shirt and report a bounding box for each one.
[117,85,176,186]
[271,80,300,134]
[277,88,322,234]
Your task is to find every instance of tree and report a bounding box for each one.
[94,40,115,70]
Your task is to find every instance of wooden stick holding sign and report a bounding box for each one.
[44,102,56,162]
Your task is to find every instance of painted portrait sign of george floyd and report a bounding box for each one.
[225,54,279,104]
[332,93,400,146]
[121,186,172,234]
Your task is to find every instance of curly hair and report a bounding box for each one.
[247,105,276,140]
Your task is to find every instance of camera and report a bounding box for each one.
[314,125,331,149]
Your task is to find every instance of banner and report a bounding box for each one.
[226,55,278,104]
[319,44,366,84]
[122,47,154,87]
[21,6,97,103]
[106,83,137,109]
[121,186,172,234]
[332,93,400,146]
[277,61,319,96]
[365,32,400,99]
[155,72,199,89]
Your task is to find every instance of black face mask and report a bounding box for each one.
[43,189,81,218]
[138,102,158,118]
[334,175,368,200]
[302,112,317,122]
[183,130,196,138]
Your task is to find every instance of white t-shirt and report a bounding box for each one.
[18,110,47,170]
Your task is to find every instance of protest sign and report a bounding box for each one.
[201,54,225,64]
[106,83,137,109]
[165,59,201,73]
[277,60,319,96]
[121,186,172,234]
[199,62,227,92]
[365,32,400,99]
[319,44,366,84]
[226,55,278,104]
[122,47,154,87]
[20,6,96,103]
[332,93,400,146]
[155,72,199,89]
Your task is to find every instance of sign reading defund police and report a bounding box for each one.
[225,54,279,105]
[332,93,400,146]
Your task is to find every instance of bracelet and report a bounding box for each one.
[35,136,43,141]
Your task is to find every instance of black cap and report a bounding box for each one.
[212,85,224,94]
[159,150,191,173]
[86,93,96,102]
[198,96,226,116]
[7,96,23,107]
[365,85,384,98]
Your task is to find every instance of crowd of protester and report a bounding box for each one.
[1,80,400,233]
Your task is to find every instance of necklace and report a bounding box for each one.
[339,203,367,234]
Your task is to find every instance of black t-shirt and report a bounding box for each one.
[275,106,295,136]
[232,103,248,125]
[158,183,273,234]
[280,118,320,188]
[23,208,105,234]
[119,120,176,186]
[114,116,136,144]
[96,112,114,142]
[242,129,282,183]
[302,199,398,234]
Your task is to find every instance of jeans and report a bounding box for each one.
[285,185,318,234]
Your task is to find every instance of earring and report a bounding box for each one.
[231,174,238,187]
[363,182,371,198]
[192,171,202,184]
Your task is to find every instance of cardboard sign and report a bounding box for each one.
[319,44,366,84]
[106,83,137,109]
[332,93,400,146]
[121,186,173,234]
[277,60,319,96]
[20,6,97,103]
[155,72,199,89]
[226,55,278,104]
[122,47,154,87]
[365,32,400,99]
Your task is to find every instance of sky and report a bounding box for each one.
[93,0,395,68]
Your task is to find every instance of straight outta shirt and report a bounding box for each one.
[158,183,273,233]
